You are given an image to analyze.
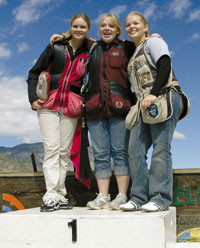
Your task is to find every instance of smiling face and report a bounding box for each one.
[99,16,120,44]
[70,17,90,41]
[125,13,148,46]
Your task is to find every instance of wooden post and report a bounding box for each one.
[0,193,2,212]
[30,152,37,172]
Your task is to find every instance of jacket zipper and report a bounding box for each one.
[103,52,107,106]
[60,45,86,108]
[60,59,74,108]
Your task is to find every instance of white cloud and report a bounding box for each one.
[168,0,191,19]
[134,0,160,21]
[12,0,56,25]
[191,33,200,40]
[173,131,186,140]
[109,5,127,16]
[143,2,157,19]
[137,0,149,8]
[0,75,41,143]
[0,43,11,58]
[93,5,127,24]
[187,8,200,22]
[93,14,105,25]
[184,32,200,43]
[0,0,6,6]
[17,42,29,53]
[170,50,175,57]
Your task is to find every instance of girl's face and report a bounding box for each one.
[125,14,148,46]
[71,17,90,41]
[99,17,119,44]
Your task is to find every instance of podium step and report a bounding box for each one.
[175,244,200,247]
[0,207,176,248]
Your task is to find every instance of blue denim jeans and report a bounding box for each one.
[87,118,130,179]
[128,89,184,210]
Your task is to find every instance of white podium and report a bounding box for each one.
[0,207,176,248]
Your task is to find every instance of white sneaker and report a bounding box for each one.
[58,198,73,209]
[87,193,110,210]
[141,202,162,212]
[110,193,127,210]
[120,200,141,211]
[40,198,59,212]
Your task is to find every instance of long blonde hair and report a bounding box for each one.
[125,11,149,37]
[99,13,122,37]
[64,13,91,39]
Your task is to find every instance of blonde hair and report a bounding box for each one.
[64,13,91,39]
[99,13,122,37]
[125,11,149,37]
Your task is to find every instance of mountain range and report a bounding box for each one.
[0,142,44,172]
[0,142,94,173]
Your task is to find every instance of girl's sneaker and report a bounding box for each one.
[58,198,73,209]
[40,199,59,212]
[141,202,162,212]
[87,193,110,210]
[110,193,127,210]
[120,201,141,211]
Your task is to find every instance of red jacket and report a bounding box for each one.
[86,38,135,121]
[27,39,88,118]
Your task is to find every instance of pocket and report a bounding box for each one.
[173,86,191,120]
[67,92,83,118]
[109,81,133,114]
[109,52,123,69]
[136,65,152,83]
[142,91,173,124]
[110,93,132,114]
[86,93,103,113]
[76,58,86,77]
[41,90,57,109]
[135,55,154,87]
[125,101,140,130]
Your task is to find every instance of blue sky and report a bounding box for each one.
[0,0,199,169]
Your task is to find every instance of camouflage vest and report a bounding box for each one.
[126,39,190,126]
[127,39,179,100]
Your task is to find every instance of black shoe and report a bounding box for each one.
[58,198,73,209]
[40,199,59,212]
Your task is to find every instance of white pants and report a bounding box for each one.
[37,109,78,203]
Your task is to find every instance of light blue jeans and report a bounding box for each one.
[87,118,130,179]
[128,90,184,210]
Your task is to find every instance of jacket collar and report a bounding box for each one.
[56,38,88,51]
[100,37,120,50]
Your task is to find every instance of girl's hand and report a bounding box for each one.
[32,99,45,110]
[86,37,97,42]
[151,33,163,39]
[141,94,157,110]
[50,34,64,45]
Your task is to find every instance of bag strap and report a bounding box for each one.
[85,41,98,68]
[81,41,98,95]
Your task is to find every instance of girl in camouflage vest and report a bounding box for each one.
[120,12,190,212]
